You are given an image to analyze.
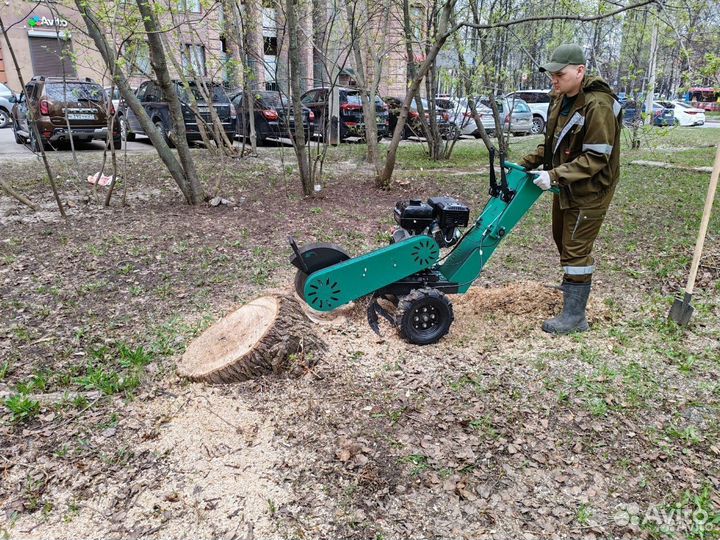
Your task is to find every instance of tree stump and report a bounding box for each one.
[177,294,326,383]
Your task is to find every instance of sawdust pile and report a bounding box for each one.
[9,386,287,540]
[455,281,611,322]
[456,281,563,316]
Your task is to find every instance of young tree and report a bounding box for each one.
[75,0,204,205]
[0,13,64,216]
[285,0,314,195]
[135,0,204,203]
[377,0,457,187]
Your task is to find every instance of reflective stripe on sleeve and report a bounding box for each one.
[582,143,613,155]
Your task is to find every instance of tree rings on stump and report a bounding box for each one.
[177,294,326,383]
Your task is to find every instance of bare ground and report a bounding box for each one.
[1,148,719,539]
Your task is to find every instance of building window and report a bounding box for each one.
[178,0,201,13]
[410,5,424,42]
[263,36,277,56]
[182,44,206,76]
[124,40,150,76]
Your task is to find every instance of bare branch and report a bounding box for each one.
[456,0,658,33]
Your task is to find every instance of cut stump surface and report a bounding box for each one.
[177,294,326,383]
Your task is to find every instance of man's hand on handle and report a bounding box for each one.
[531,170,552,191]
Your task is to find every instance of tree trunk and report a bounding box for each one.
[377,0,457,187]
[177,295,326,383]
[136,0,204,205]
[0,13,64,217]
[312,0,328,86]
[345,0,379,173]
[644,6,659,118]
[286,0,314,195]
[236,0,259,153]
[75,0,197,205]
[223,0,243,89]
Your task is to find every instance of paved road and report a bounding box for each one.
[0,126,158,158]
[1,120,717,159]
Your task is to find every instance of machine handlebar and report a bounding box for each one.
[502,161,560,194]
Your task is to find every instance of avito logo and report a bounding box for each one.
[27,16,68,28]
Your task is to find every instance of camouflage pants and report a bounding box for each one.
[552,195,608,284]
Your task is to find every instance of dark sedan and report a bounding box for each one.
[622,100,675,127]
[301,87,389,142]
[231,91,313,145]
[384,96,458,140]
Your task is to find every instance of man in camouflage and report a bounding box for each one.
[519,44,622,334]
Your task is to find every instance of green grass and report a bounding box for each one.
[74,363,140,396]
[400,454,429,476]
[4,394,41,424]
[0,360,11,381]
[643,485,720,540]
[576,504,593,525]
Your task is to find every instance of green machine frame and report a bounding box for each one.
[294,161,552,313]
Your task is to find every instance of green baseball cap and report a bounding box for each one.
[539,44,586,73]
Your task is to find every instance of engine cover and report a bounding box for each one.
[427,196,470,229]
[394,200,434,234]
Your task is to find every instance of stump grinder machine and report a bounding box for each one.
[289,156,556,345]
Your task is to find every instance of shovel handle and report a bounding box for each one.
[686,143,720,295]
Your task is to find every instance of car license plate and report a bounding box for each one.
[68,113,96,120]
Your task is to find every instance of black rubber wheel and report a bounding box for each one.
[443,125,461,140]
[13,122,24,144]
[531,116,545,135]
[396,288,454,345]
[112,136,122,150]
[154,119,173,147]
[29,128,44,153]
[0,109,9,129]
[120,116,135,141]
[294,270,308,299]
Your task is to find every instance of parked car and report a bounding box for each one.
[384,96,458,140]
[504,89,551,134]
[435,94,463,115]
[119,80,235,145]
[0,82,17,129]
[301,87,389,142]
[478,97,533,136]
[665,100,705,126]
[104,86,122,113]
[622,100,641,125]
[622,100,675,127]
[230,90,314,145]
[11,76,119,151]
[435,96,477,137]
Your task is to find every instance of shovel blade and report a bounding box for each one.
[668,293,694,326]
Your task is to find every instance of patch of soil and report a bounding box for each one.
[8,385,287,539]
[1,150,718,540]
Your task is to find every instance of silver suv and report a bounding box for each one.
[504,89,551,134]
[0,82,17,129]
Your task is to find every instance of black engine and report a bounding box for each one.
[393,196,470,248]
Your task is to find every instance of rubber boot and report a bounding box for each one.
[542,281,591,334]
